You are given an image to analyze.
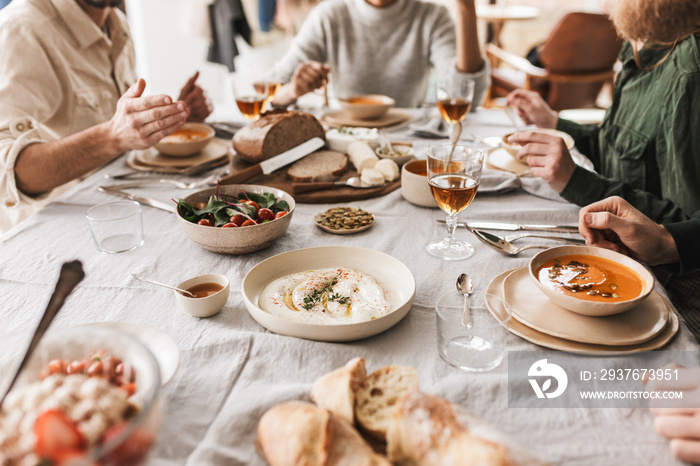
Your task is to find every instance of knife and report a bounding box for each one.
[292,177,382,194]
[438,219,579,233]
[220,137,325,185]
[98,186,176,213]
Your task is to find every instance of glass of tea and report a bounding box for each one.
[436,77,475,133]
[233,80,268,120]
[426,144,484,260]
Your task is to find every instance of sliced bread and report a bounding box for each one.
[287,150,348,182]
[355,365,419,440]
[311,357,367,424]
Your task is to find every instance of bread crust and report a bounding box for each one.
[287,151,349,183]
[233,110,326,163]
[311,357,367,424]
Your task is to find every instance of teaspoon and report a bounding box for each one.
[132,274,196,297]
[0,261,85,409]
[456,273,473,329]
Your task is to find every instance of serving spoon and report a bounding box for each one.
[505,105,523,132]
[132,274,196,298]
[0,261,85,409]
[456,273,473,328]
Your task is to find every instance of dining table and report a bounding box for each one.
[0,106,696,466]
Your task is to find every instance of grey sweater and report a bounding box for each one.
[270,0,489,108]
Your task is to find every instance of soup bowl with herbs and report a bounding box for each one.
[528,245,655,316]
[176,184,295,254]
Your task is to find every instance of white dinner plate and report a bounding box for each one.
[559,108,606,125]
[487,148,531,176]
[242,246,416,342]
[502,267,668,346]
[79,322,180,385]
[485,269,679,355]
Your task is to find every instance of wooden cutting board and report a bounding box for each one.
[227,154,401,204]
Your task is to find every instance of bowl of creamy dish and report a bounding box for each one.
[528,245,655,316]
[242,246,416,341]
[154,122,215,157]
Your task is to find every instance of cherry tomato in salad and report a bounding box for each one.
[256,208,275,222]
[229,214,246,226]
[274,211,288,219]
[221,222,238,228]
[241,219,257,227]
[240,200,260,215]
[197,219,212,227]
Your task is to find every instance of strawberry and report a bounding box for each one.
[34,409,85,462]
[53,449,88,466]
[101,423,154,466]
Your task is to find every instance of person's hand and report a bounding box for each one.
[290,61,330,99]
[578,196,680,266]
[508,131,576,192]
[506,89,558,128]
[107,79,189,153]
[177,71,212,122]
[645,364,700,463]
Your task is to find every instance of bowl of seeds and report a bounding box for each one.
[314,207,374,234]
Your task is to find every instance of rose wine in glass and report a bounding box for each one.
[426,144,484,260]
[436,78,475,141]
[254,82,281,102]
[437,98,472,124]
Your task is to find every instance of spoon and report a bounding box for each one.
[379,129,396,155]
[505,105,523,132]
[470,229,549,256]
[456,273,473,328]
[0,261,85,409]
[132,274,196,297]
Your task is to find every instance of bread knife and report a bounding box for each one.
[220,137,326,185]
[98,186,176,213]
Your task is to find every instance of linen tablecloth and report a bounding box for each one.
[1,108,696,465]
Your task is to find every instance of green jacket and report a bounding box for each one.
[557,37,700,274]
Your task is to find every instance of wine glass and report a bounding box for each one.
[426,144,484,260]
[254,81,281,103]
[436,77,474,138]
[232,79,268,120]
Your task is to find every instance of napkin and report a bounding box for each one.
[409,117,450,139]
[478,169,568,202]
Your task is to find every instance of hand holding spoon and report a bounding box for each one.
[132,274,196,297]
[456,273,473,328]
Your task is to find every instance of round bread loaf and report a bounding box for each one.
[287,151,348,182]
[233,110,326,163]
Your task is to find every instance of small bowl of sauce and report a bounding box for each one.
[174,273,230,318]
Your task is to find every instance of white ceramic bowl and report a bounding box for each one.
[154,122,215,157]
[401,159,437,208]
[376,145,414,166]
[528,245,655,316]
[177,184,295,254]
[501,128,575,159]
[242,246,416,342]
[339,94,395,120]
[174,273,230,318]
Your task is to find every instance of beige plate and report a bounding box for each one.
[503,267,668,346]
[313,212,374,235]
[78,322,180,385]
[486,269,679,355]
[242,246,416,342]
[558,108,606,125]
[322,109,413,129]
[486,148,531,176]
[128,138,230,169]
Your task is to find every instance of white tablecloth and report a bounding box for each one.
[0,108,696,465]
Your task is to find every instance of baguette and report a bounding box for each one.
[386,391,511,466]
[287,151,349,183]
[233,110,326,164]
[257,401,391,466]
[355,365,419,440]
[311,357,367,424]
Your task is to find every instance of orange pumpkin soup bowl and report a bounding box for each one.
[528,245,655,316]
[338,94,395,120]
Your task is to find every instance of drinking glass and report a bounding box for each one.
[436,292,511,372]
[233,79,268,120]
[436,77,474,134]
[426,144,484,260]
[86,201,144,253]
[254,81,281,103]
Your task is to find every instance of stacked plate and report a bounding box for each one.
[126,139,231,173]
[321,109,413,129]
[485,267,679,355]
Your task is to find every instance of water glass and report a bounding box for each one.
[86,201,144,254]
[435,292,511,372]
